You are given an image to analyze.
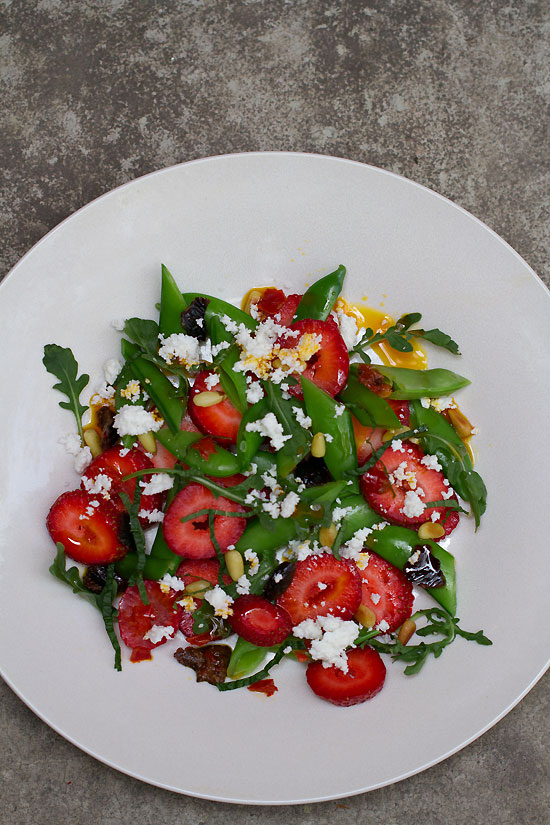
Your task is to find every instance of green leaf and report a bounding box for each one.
[43,344,89,441]
[49,543,98,607]
[123,317,160,357]
[410,327,460,355]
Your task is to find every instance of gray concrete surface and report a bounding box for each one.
[1,1,548,822]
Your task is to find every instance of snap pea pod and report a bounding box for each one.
[375,365,470,400]
[235,516,298,555]
[155,428,241,477]
[236,398,270,470]
[292,265,346,321]
[204,307,249,414]
[120,339,184,433]
[331,494,383,555]
[339,368,401,428]
[159,264,186,336]
[300,376,357,480]
[262,382,311,479]
[227,637,277,679]
[365,524,456,615]
[409,400,487,528]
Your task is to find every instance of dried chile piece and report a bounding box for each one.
[404,544,445,589]
[263,561,296,601]
[357,364,392,397]
[295,455,332,488]
[174,644,232,685]
[83,564,127,595]
[97,406,118,450]
[181,297,209,340]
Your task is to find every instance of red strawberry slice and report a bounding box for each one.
[46,489,128,565]
[360,440,459,535]
[118,580,182,656]
[189,370,242,443]
[352,416,385,465]
[388,399,410,426]
[277,554,362,625]
[81,445,163,526]
[306,647,386,707]
[279,318,349,399]
[256,289,302,326]
[163,483,247,559]
[230,595,293,646]
[357,552,414,632]
[176,558,232,590]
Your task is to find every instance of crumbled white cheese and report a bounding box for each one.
[82,473,112,498]
[401,490,426,518]
[204,585,234,618]
[159,573,187,593]
[139,473,174,495]
[143,624,175,644]
[293,615,359,672]
[332,505,353,525]
[244,549,259,574]
[292,406,312,429]
[246,381,265,404]
[245,412,291,451]
[74,446,92,473]
[236,575,251,595]
[138,508,165,523]
[104,358,122,385]
[391,439,405,453]
[111,318,126,331]
[370,593,381,605]
[334,403,345,418]
[376,619,390,633]
[158,333,201,366]
[431,511,441,522]
[177,595,197,612]
[340,526,372,562]
[441,487,455,500]
[204,373,220,390]
[421,453,443,472]
[334,309,364,350]
[280,491,300,518]
[114,405,164,436]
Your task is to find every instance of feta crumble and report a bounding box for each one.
[143,624,175,644]
[114,405,164,437]
[139,473,174,495]
[204,585,234,618]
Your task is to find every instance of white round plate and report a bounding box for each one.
[1,153,549,804]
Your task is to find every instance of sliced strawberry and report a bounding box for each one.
[388,399,410,426]
[306,647,386,707]
[81,445,163,526]
[118,580,182,654]
[277,554,362,625]
[230,595,293,646]
[278,318,349,399]
[360,440,459,534]
[176,558,232,590]
[189,370,242,443]
[352,416,384,464]
[256,288,302,326]
[46,489,128,565]
[358,552,414,632]
[163,482,247,559]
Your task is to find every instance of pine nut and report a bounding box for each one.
[311,432,326,457]
[193,391,226,407]
[225,550,244,582]
[417,522,445,540]
[83,428,102,458]
[319,523,337,548]
[184,579,211,597]
[355,604,376,628]
[138,431,157,455]
[446,407,474,439]
[398,618,416,645]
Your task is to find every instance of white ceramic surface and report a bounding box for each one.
[1,153,549,804]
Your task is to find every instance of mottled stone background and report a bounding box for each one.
[1,1,548,823]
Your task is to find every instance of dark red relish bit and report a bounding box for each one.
[97,405,118,450]
[404,544,446,588]
[181,297,209,340]
[174,644,232,685]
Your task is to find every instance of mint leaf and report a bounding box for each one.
[43,344,89,440]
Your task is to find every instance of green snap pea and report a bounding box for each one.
[262,382,311,479]
[235,516,298,555]
[120,340,184,433]
[300,376,357,480]
[375,365,470,400]
[293,265,346,321]
[227,637,277,679]
[155,427,241,477]
[159,264,186,336]
[366,524,456,615]
[331,494,383,553]
[182,292,257,332]
[339,368,401,428]
[236,398,270,470]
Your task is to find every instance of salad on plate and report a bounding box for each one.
[43,264,490,706]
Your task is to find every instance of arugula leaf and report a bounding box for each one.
[362,608,491,675]
[409,327,460,355]
[123,317,160,357]
[43,344,89,440]
[49,544,122,671]
[352,314,460,359]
